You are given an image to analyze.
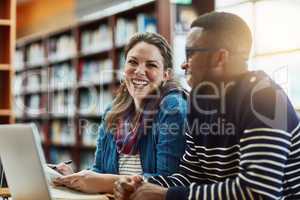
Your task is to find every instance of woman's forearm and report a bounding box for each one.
[96,174,125,193]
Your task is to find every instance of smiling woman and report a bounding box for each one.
[53,32,188,194]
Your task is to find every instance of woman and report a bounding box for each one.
[53,32,187,194]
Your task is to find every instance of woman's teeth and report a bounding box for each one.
[132,79,148,86]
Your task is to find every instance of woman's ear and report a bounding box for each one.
[163,68,171,80]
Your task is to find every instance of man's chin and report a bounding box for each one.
[186,78,193,88]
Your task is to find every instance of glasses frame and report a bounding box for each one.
[185,47,218,62]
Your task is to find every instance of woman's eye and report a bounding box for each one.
[147,63,157,68]
[128,60,137,65]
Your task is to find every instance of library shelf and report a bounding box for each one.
[0,64,10,71]
[49,86,76,93]
[49,114,76,119]
[78,114,101,119]
[0,109,11,116]
[0,0,15,131]
[48,55,76,65]
[0,19,10,26]
[79,145,97,151]
[15,68,26,73]
[50,143,76,149]
[26,62,47,69]
[77,81,111,89]
[78,49,110,59]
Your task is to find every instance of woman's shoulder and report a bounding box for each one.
[159,90,188,112]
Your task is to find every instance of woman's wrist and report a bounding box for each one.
[98,174,123,193]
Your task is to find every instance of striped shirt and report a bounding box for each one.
[148,71,300,200]
[119,154,143,175]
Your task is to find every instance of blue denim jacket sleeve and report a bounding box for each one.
[143,92,187,178]
[91,122,106,173]
[91,107,112,173]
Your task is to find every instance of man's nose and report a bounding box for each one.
[181,62,189,70]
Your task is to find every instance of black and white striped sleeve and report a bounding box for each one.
[150,126,299,200]
[148,131,201,187]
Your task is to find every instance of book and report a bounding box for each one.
[137,13,157,33]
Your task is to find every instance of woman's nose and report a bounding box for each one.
[134,65,146,75]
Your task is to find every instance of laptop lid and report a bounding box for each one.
[0,124,51,200]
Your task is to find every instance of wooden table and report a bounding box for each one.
[0,187,114,200]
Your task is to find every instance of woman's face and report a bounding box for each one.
[124,42,169,105]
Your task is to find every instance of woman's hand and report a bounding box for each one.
[55,162,74,176]
[53,170,121,194]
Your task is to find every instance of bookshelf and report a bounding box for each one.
[0,0,16,124]
[0,0,16,188]
[13,0,172,171]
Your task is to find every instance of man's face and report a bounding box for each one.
[181,27,213,88]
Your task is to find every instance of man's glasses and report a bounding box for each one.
[185,47,217,62]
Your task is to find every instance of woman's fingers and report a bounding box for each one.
[56,163,74,175]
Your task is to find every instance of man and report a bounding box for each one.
[114,12,300,200]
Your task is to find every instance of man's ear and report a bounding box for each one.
[210,49,229,77]
[214,48,229,68]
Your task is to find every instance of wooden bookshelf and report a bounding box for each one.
[0,20,10,26]
[0,64,10,71]
[0,0,16,189]
[0,0,15,125]
[13,0,213,170]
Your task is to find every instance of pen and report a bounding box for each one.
[48,160,73,170]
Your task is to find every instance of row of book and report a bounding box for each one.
[79,89,113,116]
[26,42,45,67]
[79,59,113,85]
[49,149,95,171]
[48,34,77,62]
[50,63,77,90]
[52,91,76,117]
[51,120,76,145]
[26,70,48,93]
[49,148,74,166]
[81,25,113,54]
[79,119,100,147]
[14,96,24,118]
[115,13,157,47]
[13,89,113,117]
[15,49,25,71]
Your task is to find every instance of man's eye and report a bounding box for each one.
[186,50,192,58]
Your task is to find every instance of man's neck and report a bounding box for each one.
[224,60,248,79]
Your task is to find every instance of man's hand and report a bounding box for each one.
[114,176,143,200]
[114,176,167,200]
[130,182,167,200]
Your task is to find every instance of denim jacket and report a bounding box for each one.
[92,91,187,177]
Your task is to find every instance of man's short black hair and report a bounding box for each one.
[191,12,252,59]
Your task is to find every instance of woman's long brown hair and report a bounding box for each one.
[105,32,173,133]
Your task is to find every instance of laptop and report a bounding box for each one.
[0,124,108,200]
[0,124,51,200]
